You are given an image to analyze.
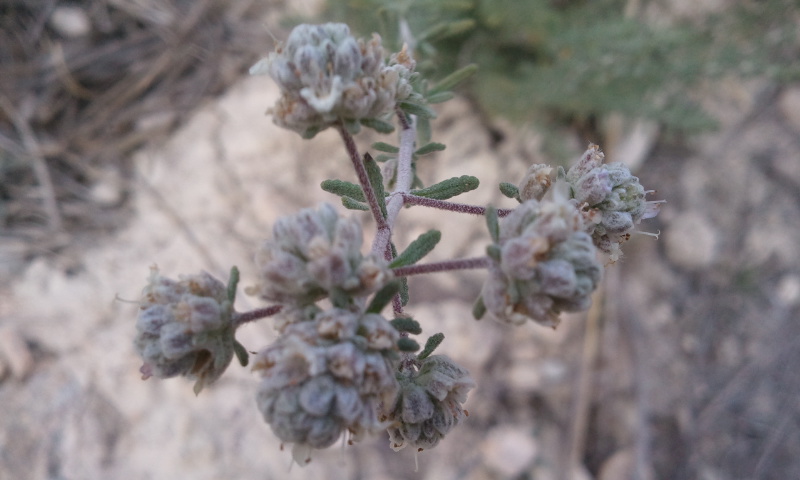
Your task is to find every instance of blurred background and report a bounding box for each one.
[1,0,799,479]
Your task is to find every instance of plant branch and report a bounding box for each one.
[392,256,490,277]
[402,194,513,217]
[336,122,388,231]
[232,305,282,328]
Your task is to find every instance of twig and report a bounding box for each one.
[336,123,389,232]
[402,194,513,217]
[232,305,282,328]
[392,256,490,277]
[0,94,63,233]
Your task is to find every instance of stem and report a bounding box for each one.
[336,123,388,231]
[402,194,513,217]
[392,256,490,277]
[232,305,282,328]
[372,110,417,256]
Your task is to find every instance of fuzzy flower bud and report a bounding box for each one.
[253,308,400,464]
[566,144,663,261]
[384,355,475,451]
[518,163,554,202]
[249,203,393,307]
[250,23,418,137]
[481,184,603,327]
[134,267,235,393]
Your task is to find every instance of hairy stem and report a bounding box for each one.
[402,194,513,217]
[336,122,388,231]
[392,256,491,277]
[232,305,282,328]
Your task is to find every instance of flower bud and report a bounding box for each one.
[134,267,235,393]
[517,163,554,202]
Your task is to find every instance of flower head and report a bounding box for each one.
[566,144,663,261]
[248,203,393,307]
[253,307,399,464]
[480,184,603,327]
[250,23,417,137]
[384,355,475,451]
[134,267,235,393]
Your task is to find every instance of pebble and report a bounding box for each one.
[0,327,34,380]
[49,6,92,38]
[664,212,719,270]
[480,425,539,478]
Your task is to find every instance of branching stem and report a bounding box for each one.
[336,123,389,231]
[232,305,282,328]
[392,256,491,277]
[402,194,513,217]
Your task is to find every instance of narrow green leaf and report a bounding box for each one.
[417,116,432,145]
[400,277,409,306]
[398,101,437,119]
[472,295,486,320]
[374,154,395,163]
[390,317,422,335]
[426,91,455,104]
[372,142,400,153]
[398,337,421,352]
[300,126,321,139]
[417,332,444,360]
[389,230,442,268]
[499,182,520,201]
[341,196,369,211]
[415,142,446,156]
[363,153,387,218]
[329,288,352,309]
[428,64,478,95]
[360,117,395,134]
[366,281,401,313]
[226,266,240,303]
[486,244,501,261]
[233,339,249,367]
[410,175,479,200]
[321,179,366,202]
[486,205,500,242]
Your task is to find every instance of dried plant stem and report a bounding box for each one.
[0,95,63,233]
[232,305,282,328]
[392,257,490,277]
[402,194,513,217]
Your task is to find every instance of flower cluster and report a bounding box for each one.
[134,267,235,393]
[248,203,393,307]
[480,183,604,328]
[253,307,400,463]
[565,144,663,261]
[250,23,417,137]
[384,355,475,452]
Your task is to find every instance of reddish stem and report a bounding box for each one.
[402,194,513,217]
[336,123,388,231]
[232,305,282,328]
[392,257,491,277]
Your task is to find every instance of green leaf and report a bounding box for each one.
[499,182,520,201]
[343,118,361,134]
[410,175,479,200]
[390,230,442,268]
[486,205,500,242]
[415,142,446,156]
[426,91,455,104]
[300,126,322,139]
[360,117,395,134]
[390,317,422,335]
[417,332,444,360]
[341,196,369,211]
[233,339,249,367]
[226,266,240,303]
[363,153,387,218]
[366,281,401,313]
[472,295,486,320]
[486,244,501,261]
[398,101,437,119]
[321,179,366,202]
[372,142,400,153]
[398,337,421,352]
[429,64,478,95]
[374,154,395,163]
[417,116,432,145]
[400,277,410,306]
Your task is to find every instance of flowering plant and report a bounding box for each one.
[131,21,662,466]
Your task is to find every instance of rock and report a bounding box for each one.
[49,6,92,38]
[664,212,718,270]
[480,425,539,478]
